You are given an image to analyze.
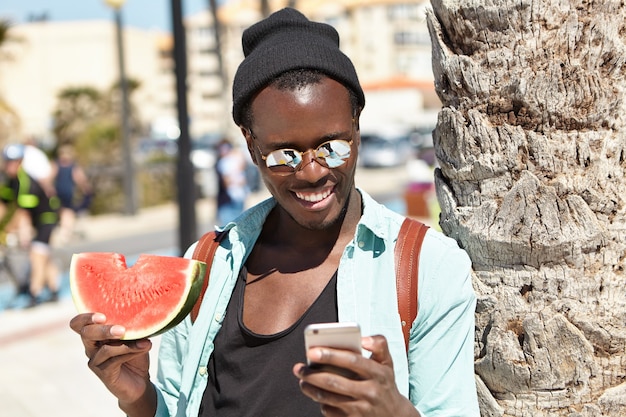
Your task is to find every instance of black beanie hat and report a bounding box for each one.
[232,7,365,125]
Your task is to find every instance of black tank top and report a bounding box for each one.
[199,267,338,417]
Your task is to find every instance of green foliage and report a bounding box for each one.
[51,81,176,214]
[53,87,106,146]
[0,97,20,144]
[0,18,12,45]
[138,162,176,207]
[74,121,120,167]
[0,18,24,58]
[85,162,176,215]
[87,169,126,215]
[110,78,141,92]
[0,19,23,145]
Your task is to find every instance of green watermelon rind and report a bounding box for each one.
[69,253,207,340]
[146,260,205,338]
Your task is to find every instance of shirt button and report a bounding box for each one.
[358,241,365,248]
[214,313,222,322]
[199,366,207,376]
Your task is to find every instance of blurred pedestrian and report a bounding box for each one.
[215,138,249,224]
[52,144,92,243]
[0,144,61,307]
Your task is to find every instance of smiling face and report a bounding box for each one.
[243,77,360,231]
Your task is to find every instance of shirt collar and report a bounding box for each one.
[356,188,396,242]
[215,187,396,246]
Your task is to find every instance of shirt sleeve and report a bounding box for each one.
[408,230,479,416]
[153,318,191,416]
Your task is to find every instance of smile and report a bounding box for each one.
[295,188,333,203]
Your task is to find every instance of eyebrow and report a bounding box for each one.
[264,128,352,151]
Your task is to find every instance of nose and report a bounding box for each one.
[295,150,328,182]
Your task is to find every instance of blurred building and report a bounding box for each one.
[0,0,436,145]
[162,0,438,140]
[185,10,228,136]
[216,0,438,136]
[0,19,176,144]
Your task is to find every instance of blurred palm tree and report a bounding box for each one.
[52,79,142,166]
[0,19,23,145]
[53,87,105,147]
[0,18,15,57]
[51,80,154,214]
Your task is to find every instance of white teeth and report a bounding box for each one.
[296,189,332,203]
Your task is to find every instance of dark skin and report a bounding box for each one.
[69,77,419,417]
[241,77,361,335]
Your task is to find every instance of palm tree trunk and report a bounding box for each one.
[427,0,626,415]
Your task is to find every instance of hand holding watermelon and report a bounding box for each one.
[69,312,158,417]
[69,252,206,340]
[69,252,206,417]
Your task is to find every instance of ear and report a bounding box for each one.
[353,115,361,147]
[353,108,362,131]
[240,126,258,166]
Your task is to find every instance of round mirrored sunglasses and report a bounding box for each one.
[248,123,355,175]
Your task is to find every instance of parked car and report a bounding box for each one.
[409,125,436,167]
[358,127,414,168]
[190,134,222,198]
[190,134,221,170]
[409,125,434,150]
[135,134,261,198]
[136,137,178,161]
[135,134,219,198]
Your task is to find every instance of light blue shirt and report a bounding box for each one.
[154,189,479,416]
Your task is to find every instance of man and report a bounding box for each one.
[0,143,60,306]
[70,8,479,416]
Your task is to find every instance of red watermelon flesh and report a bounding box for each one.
[70,252,206,340]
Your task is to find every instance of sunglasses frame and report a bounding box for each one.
[247,119,357,175]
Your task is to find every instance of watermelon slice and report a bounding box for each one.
[70,252,206,340]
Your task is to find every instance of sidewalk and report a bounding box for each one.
[0,165,412,417]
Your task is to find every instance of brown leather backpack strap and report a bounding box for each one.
[190,230,225,323]
[395,218,429,352]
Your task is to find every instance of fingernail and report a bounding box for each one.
[92,313,106,323]
[110,325,125,337]
[309,348,322,361]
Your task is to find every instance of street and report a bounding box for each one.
[1,301,126,417]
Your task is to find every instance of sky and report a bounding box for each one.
[0,0,210,32]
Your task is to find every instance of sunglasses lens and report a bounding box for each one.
[316,140,351,168]
[266,149,302,171]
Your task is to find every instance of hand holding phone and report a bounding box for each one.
[304,322,362,378]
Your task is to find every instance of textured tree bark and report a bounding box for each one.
[427,1,626,415]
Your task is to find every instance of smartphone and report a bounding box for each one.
[304,322,362,374]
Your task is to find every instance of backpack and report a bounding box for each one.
[190,217,428,352]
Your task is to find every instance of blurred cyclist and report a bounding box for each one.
[0,144,61,307]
